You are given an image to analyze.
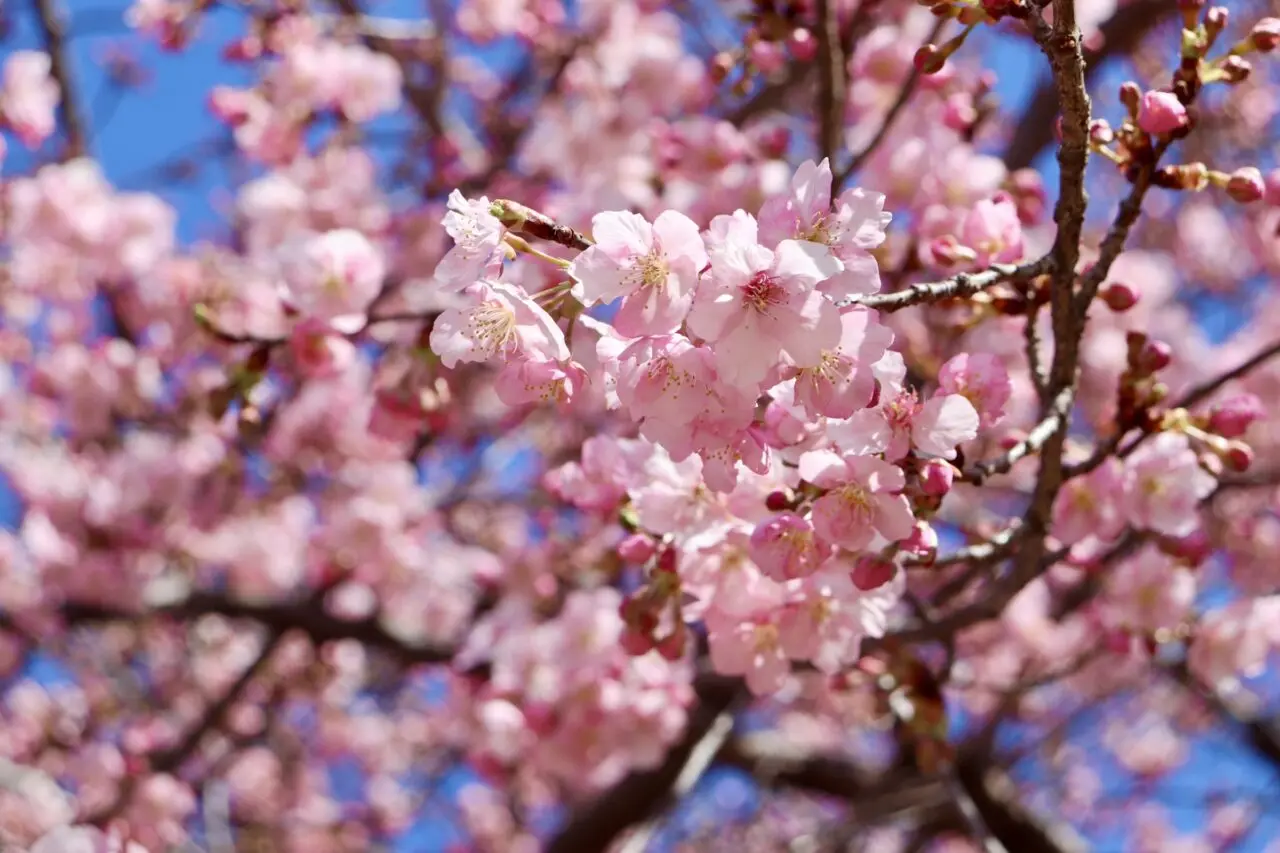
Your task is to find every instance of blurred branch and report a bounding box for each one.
[58,591,455,666]
[1002,0,1175,170]
[834,17,947,191]
[33,0,87,158]
[544,676,743,853]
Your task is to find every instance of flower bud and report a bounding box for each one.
[788,27,818,61]
[1224,440,1254,472]
[617,533,656,564]
[851,555,896,590]
[1119,81,1142,115]
[1137,90,1189,134]
[619,626,656,656]
[765,489,795,512]
[750,40,786,74]
[900,522,939,562]
[1089,119,1115,145]
[1220,55,1252,83]
[919,459,955,497]
[1206,5,1229,35]
[1252,17,1280,52]
[913,44,947,75]
[1226,166,1265,203]
[1208,393,1264,438]
[1134,338,1173,374]
[1101,281,1140,312]
[710,52,735,83]
[655,546,678,575]
[1165,528,1212,564]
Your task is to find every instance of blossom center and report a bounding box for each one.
[741,271,786,313]
[800,214,833,245]
[468,300,519,356]
[635,250,669,290]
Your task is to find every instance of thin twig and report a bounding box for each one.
[843,258,1051,313]
[834,18,947,191]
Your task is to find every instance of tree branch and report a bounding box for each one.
[844,258,1051,312]
[544,676,742,853]
[59,591,454,666]
[1001,0,1174,170]
[32,0,87,158]
[814,0,845,170]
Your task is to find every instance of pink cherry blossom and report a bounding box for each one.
[435,190,505,291]
[1123,432,1217,537]
[0,52,60,147]
[799,450,915,551]
[278,228,385,324]
[790,308,894,419]
[569,209,707,336]
[430,280,569,367]
[960,194,1024,266]
[688,211,842,388]
[1052,457,1127,545]
[749,513,834,581]
[937,352,1012,428]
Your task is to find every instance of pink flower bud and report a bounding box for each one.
[1119,81,1142,114]
[620,626,655,656]
[788,27,818,61]
[913,44,946,75]
[1206,5,1229,32]
[919,459,955,497]
[900,522,939,561]
[750,40,786,74]
[655,629,687,661]
[1134,338,1173,374]
[1009,168,1047,224]
[1137,90,1189,134]
[1165,528,1212,564]
[1226,166,1265,203]
[1208,393,1264,437]
[617,534,656,564]
[1252,17,1280,51]
[765,489,795,512]
[1221,55,1252,83]
[1101,281,1140,312]
[1224,440,1254,472]
[942,92,978,132]
[1089,119,1115,145]
[851,555,896,591]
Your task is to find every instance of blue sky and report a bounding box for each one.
[2,1,1276,850]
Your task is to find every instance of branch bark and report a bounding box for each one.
[1001,0,1175,170]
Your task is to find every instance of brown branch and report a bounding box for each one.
[89,630,284,825]
[33,0,87,158]
[966,385,1075,485]
[1001,0,1175,170]
[544,675,742,853]
[814,0,845,170]
[845,257,1051,312]
[59,591,454,667]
